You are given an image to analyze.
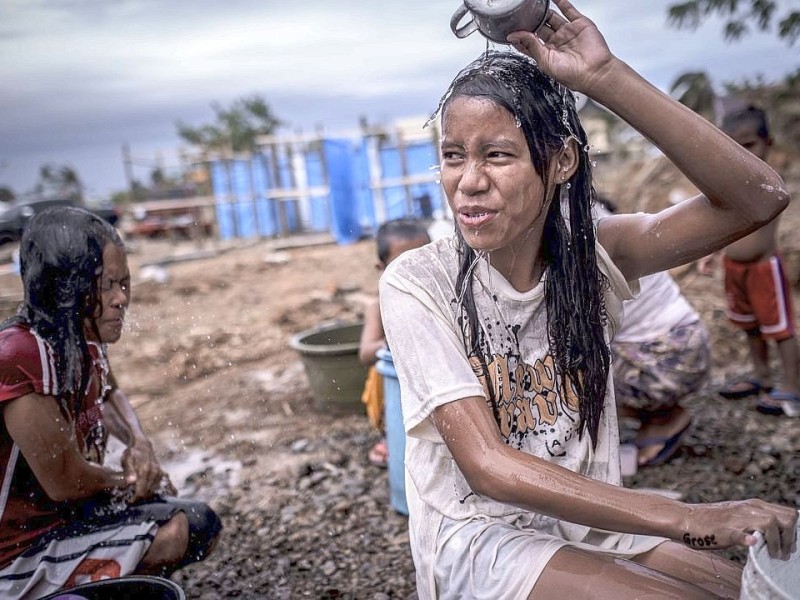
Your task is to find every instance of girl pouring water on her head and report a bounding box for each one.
[380,1,797,598]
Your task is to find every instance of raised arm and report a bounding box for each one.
[4,393,133,502]
[508,0,789,280]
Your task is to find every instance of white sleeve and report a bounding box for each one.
[380,269,486,442]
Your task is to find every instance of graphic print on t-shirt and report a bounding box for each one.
[459,307,582,454]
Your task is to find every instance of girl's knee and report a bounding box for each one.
[175,501,222,566]
[139,513,190,572]
[155,513,190,560]
[144,501,221,571]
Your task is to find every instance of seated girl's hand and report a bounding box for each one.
[122,444,163,500]
[158,473,178,497]
[683,499,797,560]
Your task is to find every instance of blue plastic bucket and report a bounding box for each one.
[375,348,408,515]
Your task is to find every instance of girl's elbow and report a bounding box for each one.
[776,187,791,214]
[763,177,791,217]
[42,481,76,502]
[460,454,507,500]
[756,187,791,227]
[737,184,790,228]
[40,466,93,502]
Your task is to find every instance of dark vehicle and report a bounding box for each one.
[0,199,119,247]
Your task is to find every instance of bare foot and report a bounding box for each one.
[368,439,388,467]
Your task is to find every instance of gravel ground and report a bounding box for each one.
[170,383,799,599]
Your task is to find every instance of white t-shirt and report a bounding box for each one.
[615,270,700,343]
[380,236,663,598]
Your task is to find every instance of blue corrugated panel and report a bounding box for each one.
[323,139,363,244]
[378,146,407,221]
[355,138,375,230]
[251,154,278,237]
[406,142,444,218]
[379,141,443,221]
[211,160,235,240]
[231,159,257,238]
[304,150,330,232]
[273,148,299,233]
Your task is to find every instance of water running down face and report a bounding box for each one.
[85,242,130,344]
[440,96,573,275]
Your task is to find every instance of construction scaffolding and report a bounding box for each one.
[208,117,447,244]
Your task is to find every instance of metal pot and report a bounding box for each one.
[450,0,550,44]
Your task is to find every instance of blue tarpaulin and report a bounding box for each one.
[210,132,443,244]
[323,139,363,245]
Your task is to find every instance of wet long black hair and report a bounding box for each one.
[439,51,609,448]
[3,206,124,421]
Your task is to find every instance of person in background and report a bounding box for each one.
[360,218,431,467]
[0,207,220,599]
[596,197,710,468]
[699,105,799,417]
[380,1,796,597]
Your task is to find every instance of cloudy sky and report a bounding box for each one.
[1,0,797,198]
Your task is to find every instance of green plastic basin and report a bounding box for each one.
[289,321,367,414]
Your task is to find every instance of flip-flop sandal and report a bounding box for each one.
[634,420,692,468]
[756,390,800,417]
[718,378,771,400]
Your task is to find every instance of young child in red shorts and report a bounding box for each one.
[703,106,799,416]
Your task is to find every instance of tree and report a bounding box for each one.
[669,70,800,153]
[176,95,283,156]
[34,163,83,202]
[669,71,717,121]
[667,1,800,46]
[667,2,800,152]
[0,186,14,205]
[725,74,800,153]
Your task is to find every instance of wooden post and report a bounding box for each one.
[284,141,300,232]
[121,142,136,203]
[247,154,263,238]
[315,137,331,231]
[267,144,289,236]
[396,129,413,217]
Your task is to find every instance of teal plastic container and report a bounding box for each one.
[375,348,408,515]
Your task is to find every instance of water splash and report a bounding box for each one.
[426,50,578,143]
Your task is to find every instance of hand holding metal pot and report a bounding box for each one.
[450,0,550,44]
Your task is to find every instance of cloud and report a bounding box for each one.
[1,0,796,194]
